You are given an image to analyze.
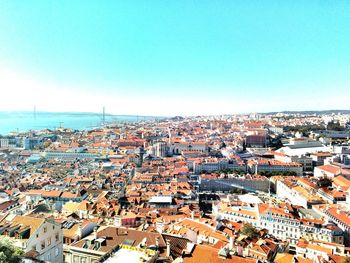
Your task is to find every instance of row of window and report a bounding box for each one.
[261,217,299,226]
[35,225,56,238]
[35,233,60,251]
[40,248,60,262]
[72,255,96,263]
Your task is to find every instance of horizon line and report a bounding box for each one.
[0,109,349,118]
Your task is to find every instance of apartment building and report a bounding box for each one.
[24,189,88,212]
[42,151,100,161]
[151,141,168,157]
[64,226,166,263]
[314,163,350,179]
[193,158,245,174]
[0,215,63,263]
[295,239,346,262]
[169,141,208,155]
[248,159,303,176]
[325,207,350,245]
[213,202,343,246]
[245,134,267,148]
[199,174,270,192]
[310,152,334,166]
[276,137,330,157]
[275,177,324,208]
[272,151,313,171]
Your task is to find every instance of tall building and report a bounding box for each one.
[154,141,168,157]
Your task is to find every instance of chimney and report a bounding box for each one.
[166,239,171,257]
[229,236,234,250]
[77,225,83,240]
[114,216,121,227]
[93,226,98,240]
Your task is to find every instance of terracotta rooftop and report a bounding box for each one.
[183,244,256,263]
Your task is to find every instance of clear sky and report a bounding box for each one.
[0,1,349,116]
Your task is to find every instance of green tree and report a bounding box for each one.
[327,121,344,131]
[317,176,332,188]
[0,236,24,263]
[43,140,52,148]
[240,223,259,238]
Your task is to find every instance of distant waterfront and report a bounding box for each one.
[0,112,159,135]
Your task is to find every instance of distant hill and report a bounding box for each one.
[170,116,185,121]
[260,110,350,115]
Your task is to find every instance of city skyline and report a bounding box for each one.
[2,2,350,262]
[1,1,350,116]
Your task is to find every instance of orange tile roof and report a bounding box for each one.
[275,253,313,263]
[221,207,257,219]
[183,244,256,263]
[311,152,333,157]
[316,164,350,175]
[10,215,45,239]
[306,243,332,254]
[319,188,346,199]
[327,207,350,227]
[333,175,350,189]
[61,192,78,198]
[77,200,90,211]
[293,186,323,202]
[63,224,79,239]
[42,190,62,198]
[176,219,227,242]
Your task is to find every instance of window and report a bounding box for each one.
[55,248,59,257]
[55,233,59,242]
[47,237,51,246]
[41,241,45,250]
[44,227,47,233]
[47,254,51,261]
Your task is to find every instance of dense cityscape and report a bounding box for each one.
[2,1,350,262]
[0,111,350,263]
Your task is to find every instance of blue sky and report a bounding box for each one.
[0,1,349,116]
